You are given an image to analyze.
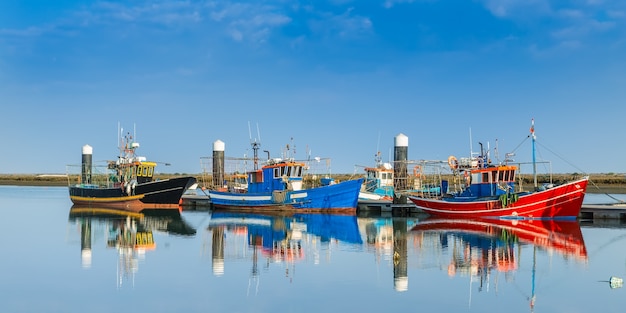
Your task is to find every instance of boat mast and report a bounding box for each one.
[531,119,537,189]
[248,122,261,171]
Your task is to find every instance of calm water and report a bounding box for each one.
[1,186,626,313]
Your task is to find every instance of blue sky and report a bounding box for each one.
[1,0,625,176]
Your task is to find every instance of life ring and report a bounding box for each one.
[448,155,458,169]
[413,165,422,177]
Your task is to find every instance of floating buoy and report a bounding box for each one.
[609,276,623,289]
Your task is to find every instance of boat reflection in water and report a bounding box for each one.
[206,210,363,283]
[411,218,588,310]
[68,205,196,287]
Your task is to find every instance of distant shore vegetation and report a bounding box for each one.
[1,172,624,194]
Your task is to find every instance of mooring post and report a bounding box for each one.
[212,140,225,189]
[81,145,92,185]
[393,133,408,204]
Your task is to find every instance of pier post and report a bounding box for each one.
[393,218,408,291]
[213,140,225,189]
[212,227,225,276]
[393,134,408,204]
[81,145,92,184]
[80,220,92,269]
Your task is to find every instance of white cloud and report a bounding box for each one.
[479,0,551,18]
[383,0,417,9]
[308,7,373,39]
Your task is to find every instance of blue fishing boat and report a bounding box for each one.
[206,141,363,213]
[358,152,395,201]
[358,152,441,201]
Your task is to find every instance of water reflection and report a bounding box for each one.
[67,205,196,286]
[206,211,364,278]
[411,218,588,311]
[67,203,591,303]
[205,210,422,292]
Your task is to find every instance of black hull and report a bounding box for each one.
[69,176,196,205]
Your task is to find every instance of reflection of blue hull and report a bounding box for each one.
[208,178,363,212]
[298,214,362,244]
[209,211,362,248]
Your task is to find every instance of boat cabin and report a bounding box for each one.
[108,159,156,186]
[135,161,157,184]
[247,158,304,193]
[456,165,517,198]
[363,163,394,196]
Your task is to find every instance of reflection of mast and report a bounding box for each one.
[116,217,139,289]
[248,235,261,296]
[530,246,536,313]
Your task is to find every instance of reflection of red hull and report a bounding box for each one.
[408,178,588,219]
[411,218,587,260]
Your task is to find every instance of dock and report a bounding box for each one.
[181,194,213,211]
[579,203,626,222]
[181,194,626,221]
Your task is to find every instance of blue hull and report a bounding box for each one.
[208,178,363,212]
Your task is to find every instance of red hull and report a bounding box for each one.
[408,178,588,219]
[411,218,587,260]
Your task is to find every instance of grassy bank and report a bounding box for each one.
[1,173,624,194]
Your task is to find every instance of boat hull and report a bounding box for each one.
[69,176,197,208]
[208,178,363,213]
[408,178,588,219]
[69,194,146,211]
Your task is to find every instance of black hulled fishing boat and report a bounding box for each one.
[68,125,196,210]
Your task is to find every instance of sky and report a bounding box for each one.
[1,0,625,176]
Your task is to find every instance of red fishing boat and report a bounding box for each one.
[408,119,588,219]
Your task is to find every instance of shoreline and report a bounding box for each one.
[1,174,624,194]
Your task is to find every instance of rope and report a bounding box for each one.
[514,133,625,203]
[587,179,626,203]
